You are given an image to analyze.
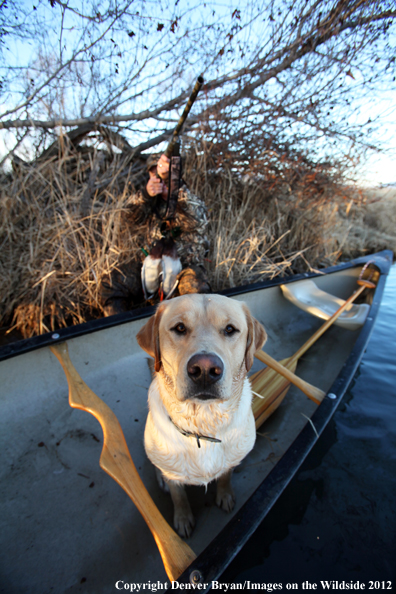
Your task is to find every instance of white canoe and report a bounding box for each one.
[0,250,392,593]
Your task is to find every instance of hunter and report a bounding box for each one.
[100,152,210,316]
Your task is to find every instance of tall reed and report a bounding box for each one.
[1,138,394,338]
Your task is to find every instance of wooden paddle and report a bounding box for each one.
[251,265,377,429]
[50,342,196,582]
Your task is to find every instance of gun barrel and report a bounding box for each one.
[164,76,204,158]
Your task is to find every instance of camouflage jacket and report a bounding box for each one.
[125,183,209,267]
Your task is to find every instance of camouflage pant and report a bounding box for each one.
[99,260,144,316]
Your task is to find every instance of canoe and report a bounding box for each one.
[0,250,392,593]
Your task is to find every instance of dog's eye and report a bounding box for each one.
[172,322,187,334]
[224,324,238,336]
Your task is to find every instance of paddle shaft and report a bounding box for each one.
[50,343,196,582]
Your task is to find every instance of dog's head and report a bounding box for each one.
[136,294,266,404]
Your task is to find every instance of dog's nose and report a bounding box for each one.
[187,353,224,386]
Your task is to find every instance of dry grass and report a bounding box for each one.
[331,186,396,259]
[0,147,143,336]
[1,132,395,338]
[185,149,359,286]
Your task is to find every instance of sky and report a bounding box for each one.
[355,95,396,187]
[361,152,396,186]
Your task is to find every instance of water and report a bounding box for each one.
[221,265,396,590]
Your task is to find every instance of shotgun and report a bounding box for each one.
[164,75,204,159]
[161,75,204,220]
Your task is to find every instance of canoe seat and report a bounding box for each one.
[281,280,370,331]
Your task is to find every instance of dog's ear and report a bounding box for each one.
[243,304,267,372]
[136,304,165,372]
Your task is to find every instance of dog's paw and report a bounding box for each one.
[155,467,170,493]
[216,488,236,513]
[174,509,195,538]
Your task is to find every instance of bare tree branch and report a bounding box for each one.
[0,0,394,169]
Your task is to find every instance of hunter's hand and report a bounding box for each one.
[147,170,165,197]
[157,154,170,180]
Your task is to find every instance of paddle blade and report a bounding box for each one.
[251,357,296,424]
[255,385,291,429]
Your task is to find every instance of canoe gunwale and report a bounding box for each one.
[173,251,393,589]
[0,250,392,364]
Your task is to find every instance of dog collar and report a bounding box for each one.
[168,416,222,449]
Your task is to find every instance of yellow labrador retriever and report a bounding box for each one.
[136,293,266,537]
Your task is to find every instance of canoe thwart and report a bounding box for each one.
[49,342,196,582]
